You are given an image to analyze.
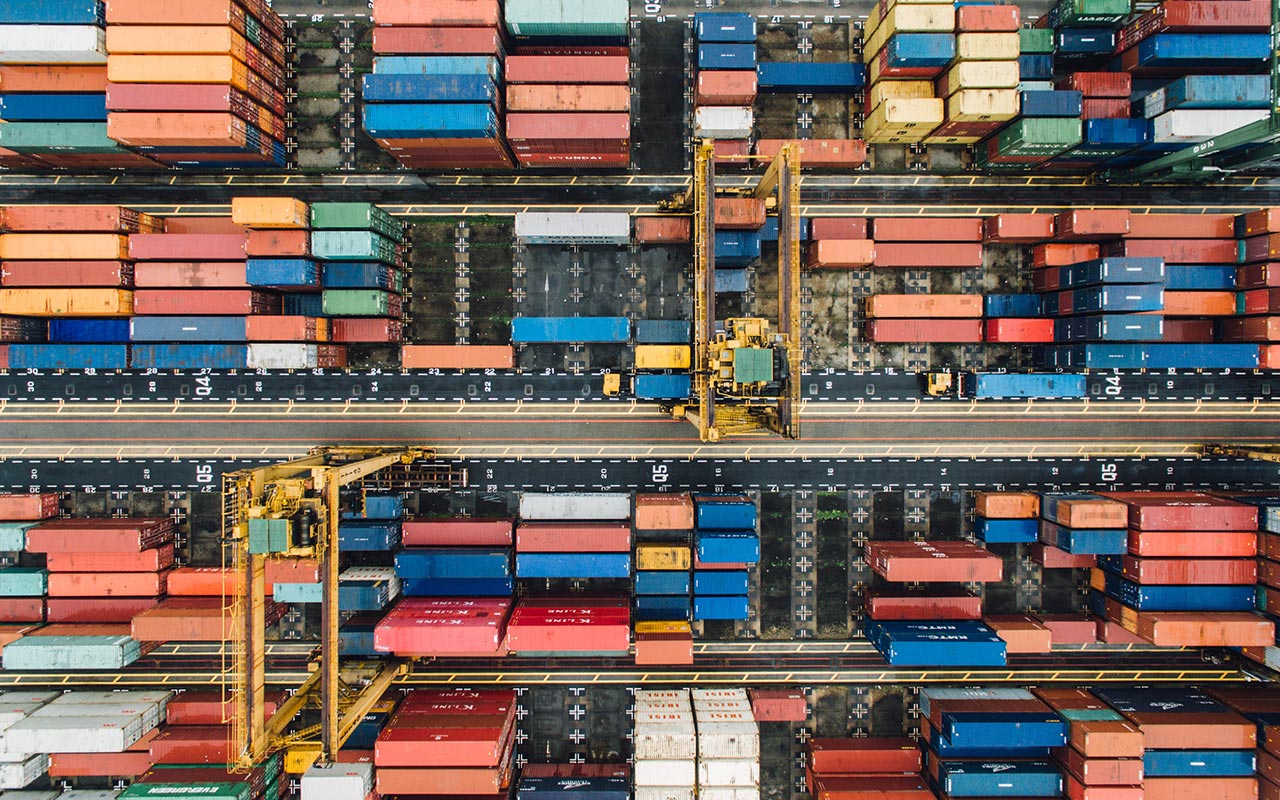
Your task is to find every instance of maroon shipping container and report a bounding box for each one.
[330,319,403,343]
[133,262,249,288]
[45,597,160,623]
[1222,316,1280,341]
[864,587,983,619]
[1245,289,1280,314]
[1100,491,1257,530]
[0,493,58,520]
[372,27,503,55]
[515,523,630,553]
[1061,72,1132,98]
[45,543,175,572]
[47,570,168,598]
[1120,555,1255,584]
[983,213,1055,243]
[1082,98,1131,119]
[504,55,629,85]
[1032,687,1111,712]
[129,233,247,261]
[0,597,44,622]
[149,726,233,765]
[133,289,279,315]
[1055,210,1131,239]
[1031,543,1096,569]
[1032,266,1061,292]
[1126,213,1236,239]
[513,152,630,167]
[1103,238,1237,264]
[871,217,983,242]
[865,540,1002,582]
[166,689,285,726]
[26,518,173,553]
[634,217,691,244]
[402,519,513,547]
[865,319,983,343]
[1,260,133,288]
[810,218,868,240]
[873,243,983,268]
[1163,319,1214,343]
[809,738,923,774]
[1241,233,1280,264]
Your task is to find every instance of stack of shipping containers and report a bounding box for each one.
[634,689,697,800]
[932,5,1020,146]
[806,737,932,799]
[693,688,761,800]
[712,196,766,294]
[692,494,758,623]
[364,0,512,169]
[514,491,631,581]
[692,13,757,165]
[312,202,407,350]
[633,493,695,635]
[1035,687,1145,798]
[104,0,289,168]
[861,0,951,143]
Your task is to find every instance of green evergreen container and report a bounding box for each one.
[0,122,131,154]
[311,231,397,263]
[310,203,403,240]
[322,289,396,316]
[504,0,630,38]
[121,784,249,800]
[1046,0,1130,27]
[996,118,1082,157]
[1019,29,1054,54]
[0,522,35,552]
[0,567,45,597]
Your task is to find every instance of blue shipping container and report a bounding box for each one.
[1018,55,1054,81]
[1143,750,1256,777]
[1056,314,1163,342]
[1092,687,1227,715]
[246,259,321,288]
[342,494,404,520]
[635,595,690,620]
[942,713,1069,751]
[129,316,247,342]
[1133,34,1270,70]
[402,577,513,596]
[884,34,956,69]
[695,13,756,43]
[984,294,1043,317]
[1039,519,1127,555]
[516,775,631,800]
[373,56,501,79]
[939,760,1063,798]
[635,320,690,344]
[284,293,325,316]
[1143,344,1259,369]
[697,43,757,70]
[48,319,129,344]
[363,103,499,139]
[1103,572,1255,611]
[693,595,750,620]
[758,215,810,242]
[715,230,761,266]
[8,344,127,370]
[338,521,402,551]
[362,74,497,104]
[1078,118,1150,151]
[1039,343,1146,369]
[635,571,690,595]
[512,317,630,343]
[973,373,1087,399]
[1056,28,1116,58]
[694,495,758,529]
[635,374,692,400]
[1162,75,1270,110]
[323,262,393,289]
[1068,284,1164,313]
[0,0,103,24]
[1060,258,1166,288]
[129,344,249,369]
[695,532,760,564]
[865,620,1007,667]
[756,61,865,92]
[715,268,749,293]
[977,519,1039,544]
[339,581,394,612]
[1164,264,1235,290]
[0,93,106,122]
[515,553,631,579]
[395,547,510,579]
[693,571,749,596]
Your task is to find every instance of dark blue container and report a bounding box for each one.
[344,711,389,749]
[693,570,749,595]
[977,519,1039,544]
[1039,519,1128,555]
[516,553,631,579]
[939,760,1063,797]
[694,495,758,529]
[758,215,810,241]
[339,580,394,612]
[1040,343,1146,369]
[984,294,1043,317]
[884,34,956,68]
[8,344,128,370]
[693,595,750,620]
[283,293,325,316]
[695,13,757,43]
[0,93,106,122]
[695,532,760,563]
[129,316,248,342]
[635,320,690,344]
[756,62,866,92]
[1092,687,1226,715]
[972,373,1087,399]
[342,494,404,520]
[715,268,749,293]
[715,230,761,266]
[1164,264,1235,290]
[697,44,757,70]
[635,571,690,595]
[1144,750,1256,777]
[516,775,631,800]
[323,262,393,289]
[395,547,510,579]
[511,317,630,343]
[1103,572,1255,611]
[0,0,104,24]
[339,613,383,656]
[1143,344,1259,369]
[1018,55,1055,81]
[1040,292,1060,316]
[1133,33,1270,70]
[363,103,499,139]
[338,520,402,551]
[362,74,497,103]
[927,725,1052,758]
[942,714,1069,751]
[402,577,513,596]
[1078,118,1150,153]
[1076,314,1163,342]
[129,344,249,369]
[865,620,1007,667]
[1060,258,1166,288]
[635,374,692,399]
[1056,28,1116,60]
[246,259,321,289]
[49,319,129,344]
[1068,284,1164,313]
[635,595,690,620]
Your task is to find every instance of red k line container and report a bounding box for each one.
[634,216,691,243]
[985,318,1056,342]
[374,598,512,656]
[810,218,868,239]
[402,519,514,547]
[372,27,503,56]
[872,217,983,242]
[26,518,173,553]
[504,55,629,84]
[515,522,630,553]
[873,242,984,267]
[984,213,1055,243]
[0,493,59,520]
[865,319,984,343]
[754,139,867,168]
[809,737,923,774]
[1101,491,1258,530]
[866,540,1003,582]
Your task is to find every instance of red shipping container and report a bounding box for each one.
[133,262,249,288]
[872,217,983,242]
[515,522,629,553]
[1106,238,1238,264]
[45,596,160,623]
[1067,720,1144,758]
[985,318,1055,343]
[133,289,279,316]
[1062,72,1132,98]
[811,218,869,240]
[166,689,285,725]
[376,763,511,797]
[1031,543,1096,569]
[0,205,159,233]
[0,597,43,622]
[244,316,325,343]
[809,737,923,774]
[748,689,806,722]
[377,725,512,768]
[696,71,758,106]
[956,4,1020,30]
[129,233,246,260]
[1246,288,1280,314]
[401,519,513,547]
[712,139,750,168]
[1121,555,1255,584]
[26,518,172,553]
[1035,243,1100,268]
[374,598,511,656]
[864,587,983,620]
[1137,610,1274,647]
[245,229,309,257]
[506,113,629,149]
[1032,688,1111,712]
[873,242,983,268]
[133,596,284,642]
[1261,559,1280,589]
[1081,98,1131,119]
[1163,318,1214,342]
[634,217,691,244]
[866,540,1002,583]
[865,319,983,343]
[1241,233,1280,264]
[45,543,175,573]
[330,319,403,343]
[1261,533,1280,561]
[513,152,630,167]
[1064,775,1144,800]
[714,197,767,230]
[0,493,59,520]
[811,775,934,800]
[1,261,133,288]
[1127,530,1256,558]
[1101,491,1257,530]
[372,26,503,55]
[50,749,154,778]
[1223,316,1280,342]
[398,688,516,713]
[1056,210,1131,239]
[150,726,231,764]
[1097,619,1145,643]
[1035,615,1097,644]
[504,55,629,84]
[1054,747,1143,785]
[1143,778,1257,800]
[983,213,1055,243]
[47,570,168,598]
[1263,344,1280,368]
[370,0,500,25]
[1126,213,1236,239]
[754,138,867,169]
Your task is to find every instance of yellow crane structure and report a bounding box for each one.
[668,139,803,442]
[220,446,462,774]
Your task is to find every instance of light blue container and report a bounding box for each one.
[129,317,247,342]
[363,103,500,139]
[373,56,501,80]
[516,553,631,579]
[0,568,45,597]
[9,344,128,369]
[0,522,35,552]
[0,0,104,24]
[511,317,630,343]
[3,635,141,670]
[362,74,497,104]
[274,582,322,603]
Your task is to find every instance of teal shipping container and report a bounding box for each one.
[504,0,630,38]
[3,634,141,670]
[0,567,46,597]
[310,202,404,239]
[311,231,398,262]
[0,523,36,552]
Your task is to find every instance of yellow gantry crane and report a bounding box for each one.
[669,139,803,442]
[221,446,449,774]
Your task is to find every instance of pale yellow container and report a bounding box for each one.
[956,33,1021,61]
[924,134,984,145]
[231,197,310,229]
[864,126,936,144]
[938,61,1020,97]
[636,620,692,635]
[106,25,251,57]
[0,289,133,317]
[635,345,691,370]
[107,54,250,87]
[947,89,1020,122]
[0,233,128,260]
[868,80,935,113]
[866,0,956,38]
[865,98,944,131]
[636,544,692,571]
[864,5,956,56]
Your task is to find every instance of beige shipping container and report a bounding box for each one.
[636,544,692,572]
[635,493,695,530]
[864,98,944,134]
[231,197,309,229]
[947,89,1019,122]
[937,61,1020,97]
[864,5,956,57]
[0,233,128,260]
[956,33,1021,61]
[107,54,250,85]
[105,25,260,58]
[868,80,935,113]
[924,134,985,145]
[0,289,133,317]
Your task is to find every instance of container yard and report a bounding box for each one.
[5,1,1280,800]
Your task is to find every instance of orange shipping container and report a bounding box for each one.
[0,65,108,93]
[2,205,160,233]
[0,233,127,260]
[47,571,167,598]
[0,494,58,520]
[108,112,279,149]
[108,54,255,85]
[714,197,766,230]
[105,25,282,65]
[1046,496,1127,528]
[1035,243,1100,267]
[1125,213,1235,239]
[1262,344,1280,368]
[230,197,308,229]
[866,319,984,342]
[246,229,309,257]
[975,492,1039,519]
[872,217,984,242]
[106,0,284,33]
[635,630,694,666]
[755,139,867,168]
[1136,611,1274,647]
[1056,209,1131,239]
[874,243,984,268]
[985,614,1052,653]
[401,345,514,370]
[505,84,630,112]
[983,213,1055,243]
[0,289,132,317]
[696,71,758,106]
[1143,778,1257,800]
[635,493,695,530]
[371,0,501,26]
[1161,291,1236,316]
[809,240,876,268]
[634,217,691,244]
[244,316,327,342]
[1067,719,1144,758]
[865,294,983,318]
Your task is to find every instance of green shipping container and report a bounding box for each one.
[310,202,403,240]
[2,634,141,670]
[247,518,289,554]
[732,347,773,384]
[0,522,35,552]
[121,784,250,800]
[0,567,45,597]
[1047,0,1130,27]
[311,231,398,263]
[996,118,1082,157]
[322,289,396,316]
[1019,29,1054,54]
[504,0,630,38]
[0,122,133,154]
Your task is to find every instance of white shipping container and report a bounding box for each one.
[636,690,690,703]
[51,690,171,714]
[30,702,162,731]
[636,700,693,714]
[518,492,631,520]
[1143,88,1167,119]
[0,754,46,790]
[301,762,374,800]
[699,788,762,800]
[514,213,631,245]
[339,566,401,598]
[635,709,694,725]
[697,759,760,786]
[3,714,145,754]
[692,699,752,714]
[4,792,59,800]
[635,727,697,759]
[694,107,753,139]
[691,689,749,702]
[1019,81,1054,93]
[0,26,106,64]
[59,792,122,800]
[696,722,761,759]
[1152,109,1268,143]
[0,704,43,731]
[247,344,324,370]
[0,693,57,706]
[635,759,696,786]
[635,788,695,800]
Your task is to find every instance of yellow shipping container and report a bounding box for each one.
[864,5,956,57]
[947,89,1019,122]
[924,134,984,145]
[866,1,956,39]
[106,25,256,59]
[231,197,310,229]
[635,544,692,571]
[0,233,128,260]
[107,54,253,88]
[865,126,936,144]
[0,289,133,317]
[938,61,1020,97]
[635,345,691,370]
[868,80,935,113]
[636,620,692,635]
[864,98,944,131]
[956,33,1021,61]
